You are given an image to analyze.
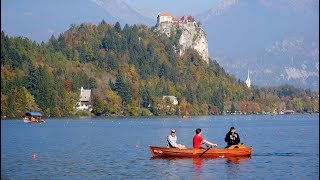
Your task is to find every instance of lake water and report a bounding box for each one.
[1,114,319,179]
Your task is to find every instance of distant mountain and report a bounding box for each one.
[1,0,117,43]
[1,0,155,43]
[2,0,318,91]
[90,0,155,26]
[134,8,158,21]
[195,0,319,91]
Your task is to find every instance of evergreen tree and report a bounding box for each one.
[230,102,236,114]
[24,60,38,96]
[114,22,121,33]
[113,73,132,105]
[0,24,318,117]
[139,86,150,108]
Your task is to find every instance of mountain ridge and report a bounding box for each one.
[2,0,318,91]
[194,0,319,91]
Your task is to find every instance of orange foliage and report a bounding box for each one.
[64,80,72,92]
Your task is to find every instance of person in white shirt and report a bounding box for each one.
[167,129,187,149]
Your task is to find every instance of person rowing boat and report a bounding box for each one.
[193,128,217,149]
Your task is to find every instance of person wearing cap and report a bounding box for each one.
[224,126,240,148]
[193,128,217,149]
[167,129,187,149]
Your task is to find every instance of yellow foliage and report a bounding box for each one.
[1,93,8,117]
[105,90,122,115]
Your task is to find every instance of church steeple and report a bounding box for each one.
[245,69,251,88]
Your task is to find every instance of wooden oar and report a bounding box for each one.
[199,146,212,157]
[199,143,218,157]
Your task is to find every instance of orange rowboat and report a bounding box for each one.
[149,144,253,158]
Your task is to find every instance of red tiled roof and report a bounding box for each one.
[172,17,181,21]
[159,12,172,17]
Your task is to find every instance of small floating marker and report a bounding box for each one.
[32,153,37,159]
[135,144,139,148]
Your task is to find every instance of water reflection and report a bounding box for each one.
[193,158,202,172]
[226,156,251,164]
[192,158,203,180]
[225,156,252,176]
[150,156,252,179]
[192,156,252,179]
[150,156,251,166]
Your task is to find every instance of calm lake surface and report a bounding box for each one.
[1,114,319,179]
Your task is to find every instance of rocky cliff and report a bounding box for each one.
[155,21,209,63]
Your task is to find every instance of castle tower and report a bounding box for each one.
[245,69,251,88]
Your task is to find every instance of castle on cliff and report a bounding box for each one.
[157,12,195,25]
[155,12,208,63]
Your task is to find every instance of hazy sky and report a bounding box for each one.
[123,0,219,15]
[1,0,221,42]
[1,0,318,44]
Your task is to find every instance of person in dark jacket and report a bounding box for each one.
[224,127,240,148]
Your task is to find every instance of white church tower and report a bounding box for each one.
[245,69,251,88]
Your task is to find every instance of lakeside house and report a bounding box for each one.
[75,87,92,111]
[162,96,178,106]
[160,95,179,113]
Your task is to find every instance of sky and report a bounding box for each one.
[2,0,318,39]
[1,0,110,42]
[1,0,221,42]
[123,0,220,15]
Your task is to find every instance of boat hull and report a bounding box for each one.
[23,112,44,123]
[149,144,253,158]
[23,118,45,123]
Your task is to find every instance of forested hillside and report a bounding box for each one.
[1,21,318,118]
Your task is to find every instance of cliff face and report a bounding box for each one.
[155,21,209,63]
